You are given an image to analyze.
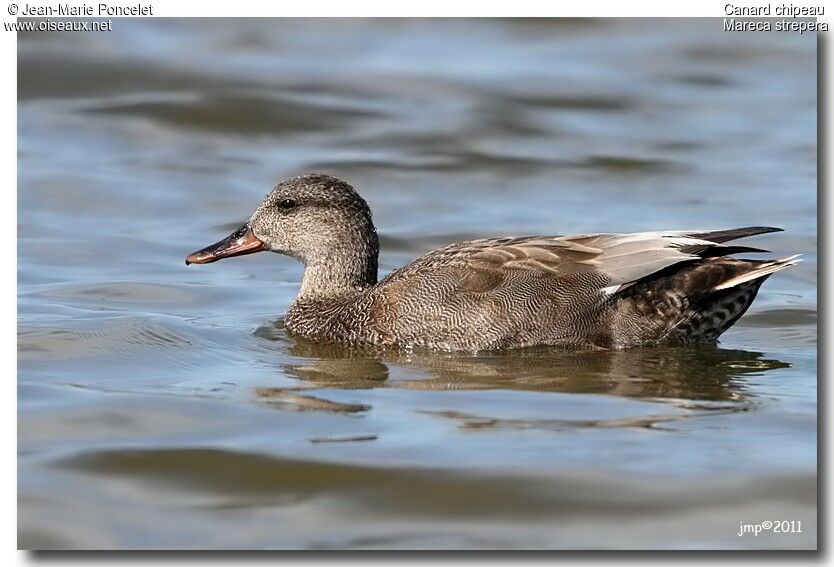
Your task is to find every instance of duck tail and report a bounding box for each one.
[611,255,799,346]
[686,226,784,244]
[713,255,801,291]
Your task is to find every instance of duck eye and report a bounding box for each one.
[277,198,297,210]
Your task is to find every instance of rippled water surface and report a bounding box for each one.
[18,19,817,549]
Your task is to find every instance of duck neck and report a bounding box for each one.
[295,233,379,303]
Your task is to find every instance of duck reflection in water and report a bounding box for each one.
[253,319,790,407]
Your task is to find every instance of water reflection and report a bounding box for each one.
[254,319,790,404]
[252,388,372,413]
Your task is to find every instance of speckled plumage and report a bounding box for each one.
[190,174,799,351]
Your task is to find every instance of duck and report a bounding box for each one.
[186,174,798,351]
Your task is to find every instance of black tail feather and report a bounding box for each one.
[682,244,771,257]
[686,226,783,244]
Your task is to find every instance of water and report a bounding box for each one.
[18,19,817,549]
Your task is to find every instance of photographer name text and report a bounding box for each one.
[19,3,152,16]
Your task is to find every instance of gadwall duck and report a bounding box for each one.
[186,174,798,351]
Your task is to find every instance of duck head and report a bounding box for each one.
[186,174,379,294]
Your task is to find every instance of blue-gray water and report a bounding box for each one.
[18,18,817,549]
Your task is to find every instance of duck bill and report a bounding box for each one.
[185,222,266,265]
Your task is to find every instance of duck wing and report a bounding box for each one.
[383,227,779,294]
